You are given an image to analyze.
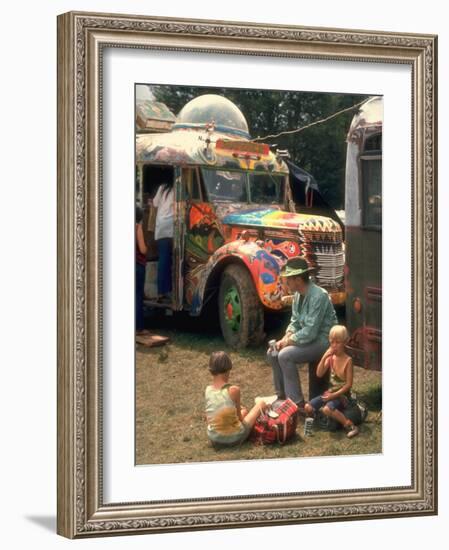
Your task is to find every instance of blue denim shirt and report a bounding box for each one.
[286,282,337,347]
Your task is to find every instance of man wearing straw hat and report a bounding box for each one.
[267,257,338,410]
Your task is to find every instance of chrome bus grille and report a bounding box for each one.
[301,232,345,290]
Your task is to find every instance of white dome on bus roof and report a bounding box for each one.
[173,94,250,138]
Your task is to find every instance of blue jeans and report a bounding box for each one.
[157,238,173,295]
[267,341,328,404]
[136,262,146,331]
[309,395,347,412]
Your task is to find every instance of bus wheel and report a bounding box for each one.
[218,264,265,349]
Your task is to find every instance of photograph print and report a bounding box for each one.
[134,83,382,466]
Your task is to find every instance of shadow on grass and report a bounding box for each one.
[359,384,382,411]
[141,305,290,361]
[326,421,376,437]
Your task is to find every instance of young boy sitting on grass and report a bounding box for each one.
[204,351,267,447]
[304,325,359,438]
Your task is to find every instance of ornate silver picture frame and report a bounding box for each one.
[57,11,437,538]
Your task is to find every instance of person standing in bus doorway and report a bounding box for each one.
[152,181,174,302]
[136,205,148,335]
[266,257,338,410]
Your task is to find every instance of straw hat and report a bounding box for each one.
[280,257,315,278]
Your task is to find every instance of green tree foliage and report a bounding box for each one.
[149,84,369,209]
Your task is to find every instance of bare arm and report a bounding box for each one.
[136,223,148,256]
[316,348,333,378]
[228,385,243,421]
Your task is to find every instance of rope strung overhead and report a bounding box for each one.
[253,98,370,142]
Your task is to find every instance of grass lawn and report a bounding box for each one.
[136,311,382,465]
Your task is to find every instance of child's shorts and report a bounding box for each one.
[309,395,347,412]
[207,422,250,448]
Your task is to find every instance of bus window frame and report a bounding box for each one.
[358,136,382,231]
[181,166,204,203]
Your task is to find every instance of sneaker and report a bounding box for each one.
[255,395,279,406]
[345,424,359,438]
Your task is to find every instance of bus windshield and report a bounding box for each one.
[248,173,284,205]
[202,169,284,205]
[202,170,247,202]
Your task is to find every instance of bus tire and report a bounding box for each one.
[218,264,265,349]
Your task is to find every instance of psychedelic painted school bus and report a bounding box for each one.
[344,96,382,369]
[136,94,345,348]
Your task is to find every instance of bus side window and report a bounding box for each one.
[182,167,203,201]
[361,133,382,229]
